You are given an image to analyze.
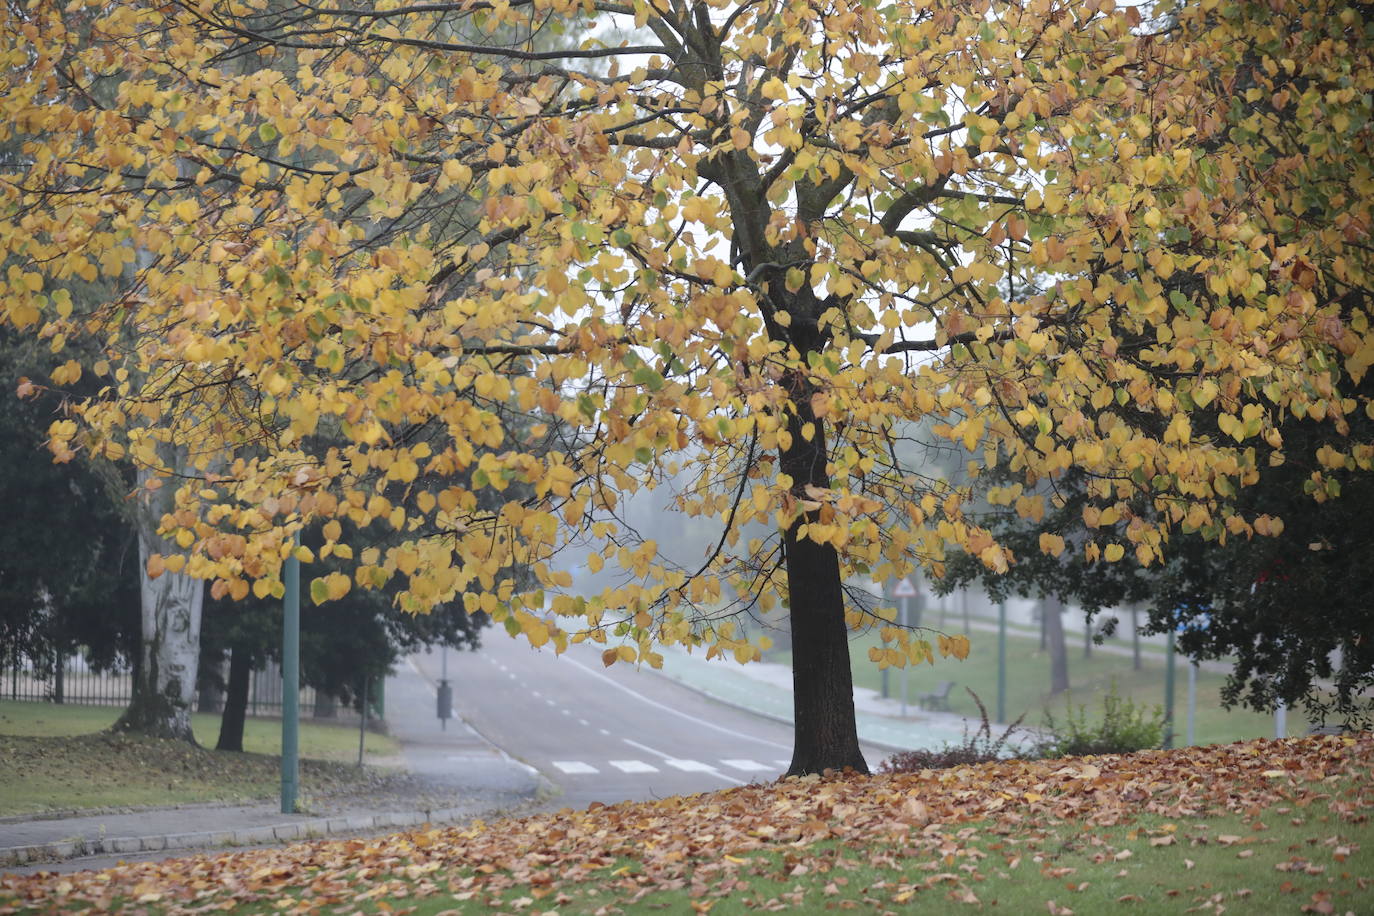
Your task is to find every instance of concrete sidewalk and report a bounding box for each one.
[0,656,547,872]
[653,646,1000,753]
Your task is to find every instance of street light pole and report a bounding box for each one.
[281,531,300,814]
[997,600,1007,724]
[899,595,909,717]
[1163,629,1176,749]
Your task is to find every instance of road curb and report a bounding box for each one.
[0,804,479,869]
[646,662,919,755]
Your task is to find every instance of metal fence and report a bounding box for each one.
[1,650,377,721]
[2,652,133,706]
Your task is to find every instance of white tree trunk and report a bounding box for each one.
[113,462,203,742]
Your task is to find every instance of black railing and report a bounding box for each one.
[1,650,380,720]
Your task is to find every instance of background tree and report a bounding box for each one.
[0,331,141,691]
[200,517,490,752]
[1,0,1370,775]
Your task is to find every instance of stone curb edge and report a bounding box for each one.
[0,805,473,869]
[646,663,914,756]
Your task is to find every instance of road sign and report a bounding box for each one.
[892,577,917,598]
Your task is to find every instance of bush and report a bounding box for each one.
[879,689,1031,773]
[1036,681,1166,757]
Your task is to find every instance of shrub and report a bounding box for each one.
[878,689,1031,773]
[1036,681,1166,757]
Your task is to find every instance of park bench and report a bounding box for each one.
[918,681,955,711]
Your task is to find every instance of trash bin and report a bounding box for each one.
[437,679,453,729]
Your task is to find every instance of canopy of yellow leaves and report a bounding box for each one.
[0,0,1369,664]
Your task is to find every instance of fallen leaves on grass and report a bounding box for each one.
[1,734,1370,914]
[0,732,406,816]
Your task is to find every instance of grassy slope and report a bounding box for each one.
[774,624,1295,746]
[2,733,1368,915]
[0,700,400,816]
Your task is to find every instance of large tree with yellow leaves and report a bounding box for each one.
[2,0,1369,772]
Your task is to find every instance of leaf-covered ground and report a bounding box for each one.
[2,734,1370,914]
[0,732,408,817]
[0,700,404,816]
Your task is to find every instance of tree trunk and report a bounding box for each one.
[1131,606,1142,670]
[314,690,337,719]
[780,376,868,776]
[1043,596,1070,695]
[113,463,203,743]
[216,643,252,752]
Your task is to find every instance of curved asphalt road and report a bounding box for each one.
[426,635,885,810]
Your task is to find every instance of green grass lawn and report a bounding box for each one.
[0,700,401,815]
[0,699,399,761]
[777,621,1298,747]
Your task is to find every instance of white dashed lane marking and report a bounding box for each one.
[550,758,766,777]
[552,761,599,774]
[721,759,772,772]
[609,760,659,773]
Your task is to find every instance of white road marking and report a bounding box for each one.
[774,759,791,768]
[561,655,790,750]
[532,690,542,698]
[578,719,590,726]
[665,758,714,773]
[599,728,611,735]
[622,738,745,785]
[561,709,572,716]
[552,761,599,774]
[545,698,557,706]
[508,673,517,680]
[721,759,773,772]
[609,759,659,773]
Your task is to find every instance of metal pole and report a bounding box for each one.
[281,532,301,814]
[441,645,449,730]
[1275,700,1287,739]
[997,600,1007,724]
[900,596,909,716]
[358,676,369,766]
[1163,629,1176,749]
[1186,661,1197,746]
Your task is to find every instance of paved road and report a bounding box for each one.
[414,637,887,810]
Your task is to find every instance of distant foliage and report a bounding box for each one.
[879,689,1031,773]
[1036,682,1167,757]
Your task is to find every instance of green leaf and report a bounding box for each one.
[309,578,328,605]
[633,366,664,392]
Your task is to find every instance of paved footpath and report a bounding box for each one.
[0,657,548,874]
[1,643,988,874]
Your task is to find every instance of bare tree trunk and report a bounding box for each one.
[216,643,252,752]
[781,374,867,777]
[1043,596,1070,695]
[113,463,203,743]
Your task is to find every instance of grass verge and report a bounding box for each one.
[775,627,1301,746]
[0,700,400,816]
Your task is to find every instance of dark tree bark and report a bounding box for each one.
[1043,596,1070,695]
[216,644,252,752]
[780,371,868,776]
